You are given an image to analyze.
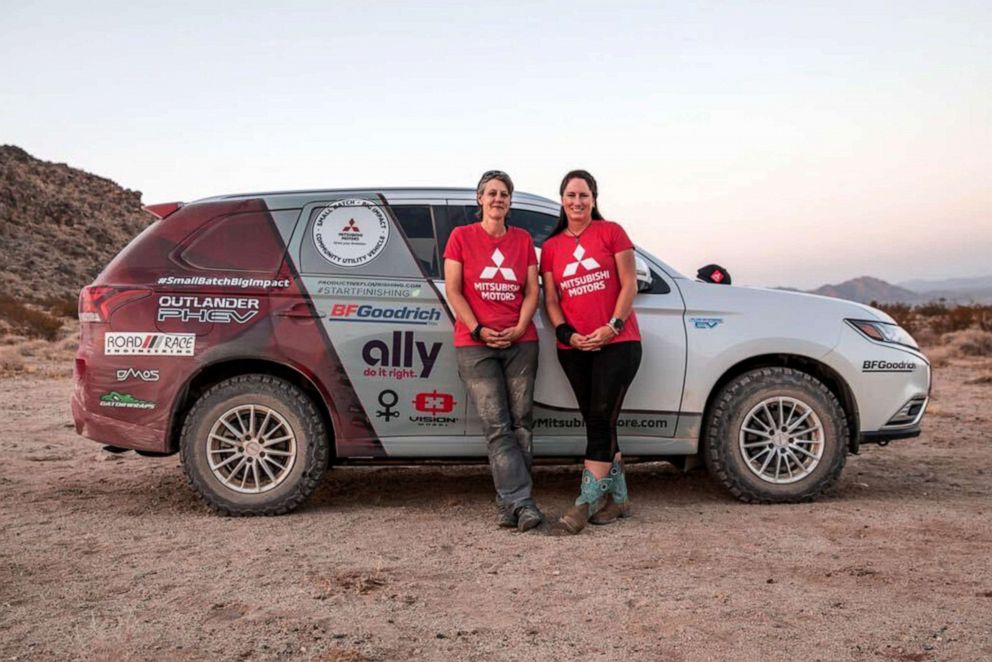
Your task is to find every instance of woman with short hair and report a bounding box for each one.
[541,169,642,534]
[444,170,544,532]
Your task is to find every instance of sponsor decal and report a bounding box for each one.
[312,199,390,268]
[532,403,672,434]
[156,275,290,289]
[329,303,441,325]
[690,317,723,329]
[375,389,399,421]
[362,331,442,379]
[409,390,458,427]
[115,368,160,382]
[315,279,421,298]
[105,332,195,356]
[157,296,260,323]
[480,249,517,281]
[862,360,919,373]
[99,391,155,409]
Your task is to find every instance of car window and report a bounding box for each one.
[645,268,671,294]
[453,206,558,248]
[180,212,285,272]
[391,205,439,277]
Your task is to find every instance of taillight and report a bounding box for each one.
[78,286,151,323]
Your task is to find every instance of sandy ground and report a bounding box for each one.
[1,360,991,662]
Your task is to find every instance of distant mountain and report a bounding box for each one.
[0,145,153,304]
[809,276,922,305]
[898,276,992,292]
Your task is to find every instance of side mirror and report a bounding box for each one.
[635,255,652,293]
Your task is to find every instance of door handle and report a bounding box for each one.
[276,303,320,319]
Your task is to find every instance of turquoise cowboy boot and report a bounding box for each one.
[589,459,630,525]
[559,468,612,534]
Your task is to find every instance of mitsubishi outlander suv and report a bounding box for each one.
[72,188,931,515]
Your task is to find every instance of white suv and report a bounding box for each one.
[73,187,930,514]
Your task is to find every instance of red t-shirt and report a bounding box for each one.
[540,220,641,350]
[444,223,539,347]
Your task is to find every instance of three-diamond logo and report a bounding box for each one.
[562,244,600,277]
[479,249,517,281]
[341,219,360,232]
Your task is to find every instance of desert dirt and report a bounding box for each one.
[1,358,991,662]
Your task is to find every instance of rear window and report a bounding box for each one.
[180,212,285,272]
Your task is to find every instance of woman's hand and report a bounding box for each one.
[480,326,511,349]
[496,323,527,345]
[575,325,616,350]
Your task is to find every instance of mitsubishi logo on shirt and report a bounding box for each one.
[562,244,601,277]
[479,248,517,281]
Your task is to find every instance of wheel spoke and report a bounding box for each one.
[783,451,794,479]
[760,403,776,430]
[789,444,819,460]
[212,453,242,470]
[758,448,775,474]
[743,426,773,439]
[251,461,261,491]
[248,405,256,437]
[786,409,812,433]
[777,398,785,428]
[774,452,783,480]
[223,457,248,484]
[263,448,293,456]
[784,447,806,470]
[209,433,239,447]
[259,457,278,482]
[261,435,293,447]
[258,409,273,438]
[743,440,773,449]
[220,418,242,439]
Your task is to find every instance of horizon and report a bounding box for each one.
[2,1,989,290]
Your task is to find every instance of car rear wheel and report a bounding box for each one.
[180,375,329,515]
[703,367,848,503]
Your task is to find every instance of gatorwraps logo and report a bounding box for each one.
[105,333,195,356]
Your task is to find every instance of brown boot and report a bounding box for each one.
[589,459,630,525]
[558,469,610,535]
[588,494,631,525]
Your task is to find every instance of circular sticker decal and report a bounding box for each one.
[312,199,390,267]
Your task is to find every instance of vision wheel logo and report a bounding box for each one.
[412,390,456,415]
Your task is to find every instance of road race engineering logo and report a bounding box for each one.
[105,333,195,356]
[862,360,920,373]
[562,244,600,277]
[559,244,609,298]
[99,391,155,409]
[329,303,441,325]
[156,276,290,289]
[362,331,441,379]
[157,296,259,323]
[312,199,390,268]
[116,368,160,382]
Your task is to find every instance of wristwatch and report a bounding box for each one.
[608,317,624,335]
[471,324,484,341]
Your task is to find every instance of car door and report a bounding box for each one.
[294,194,467,457]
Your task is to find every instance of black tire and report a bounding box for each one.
[180,374,329,516]
[703,367,848,503]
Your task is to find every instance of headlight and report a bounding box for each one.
[846,319,919,349]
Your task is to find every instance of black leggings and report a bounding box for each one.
[557,341,642,463]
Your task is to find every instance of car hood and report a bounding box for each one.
[675,279,894,323]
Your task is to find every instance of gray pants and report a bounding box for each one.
[456,341,539,513]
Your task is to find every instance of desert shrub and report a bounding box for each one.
[40,293,79,319]
[0,346,25,373]
[0,294,63,341]
[939,329,992,358]
[874,302,913,329]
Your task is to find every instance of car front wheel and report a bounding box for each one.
[703,367,848,503]
[180,374,329,515]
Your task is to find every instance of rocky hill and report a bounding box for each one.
[809,276,922,305]
[0,145,152,304]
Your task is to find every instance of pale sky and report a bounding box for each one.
[2,0,989,289]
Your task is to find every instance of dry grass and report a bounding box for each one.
[0,320,77,378]
[0,294,63,340]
